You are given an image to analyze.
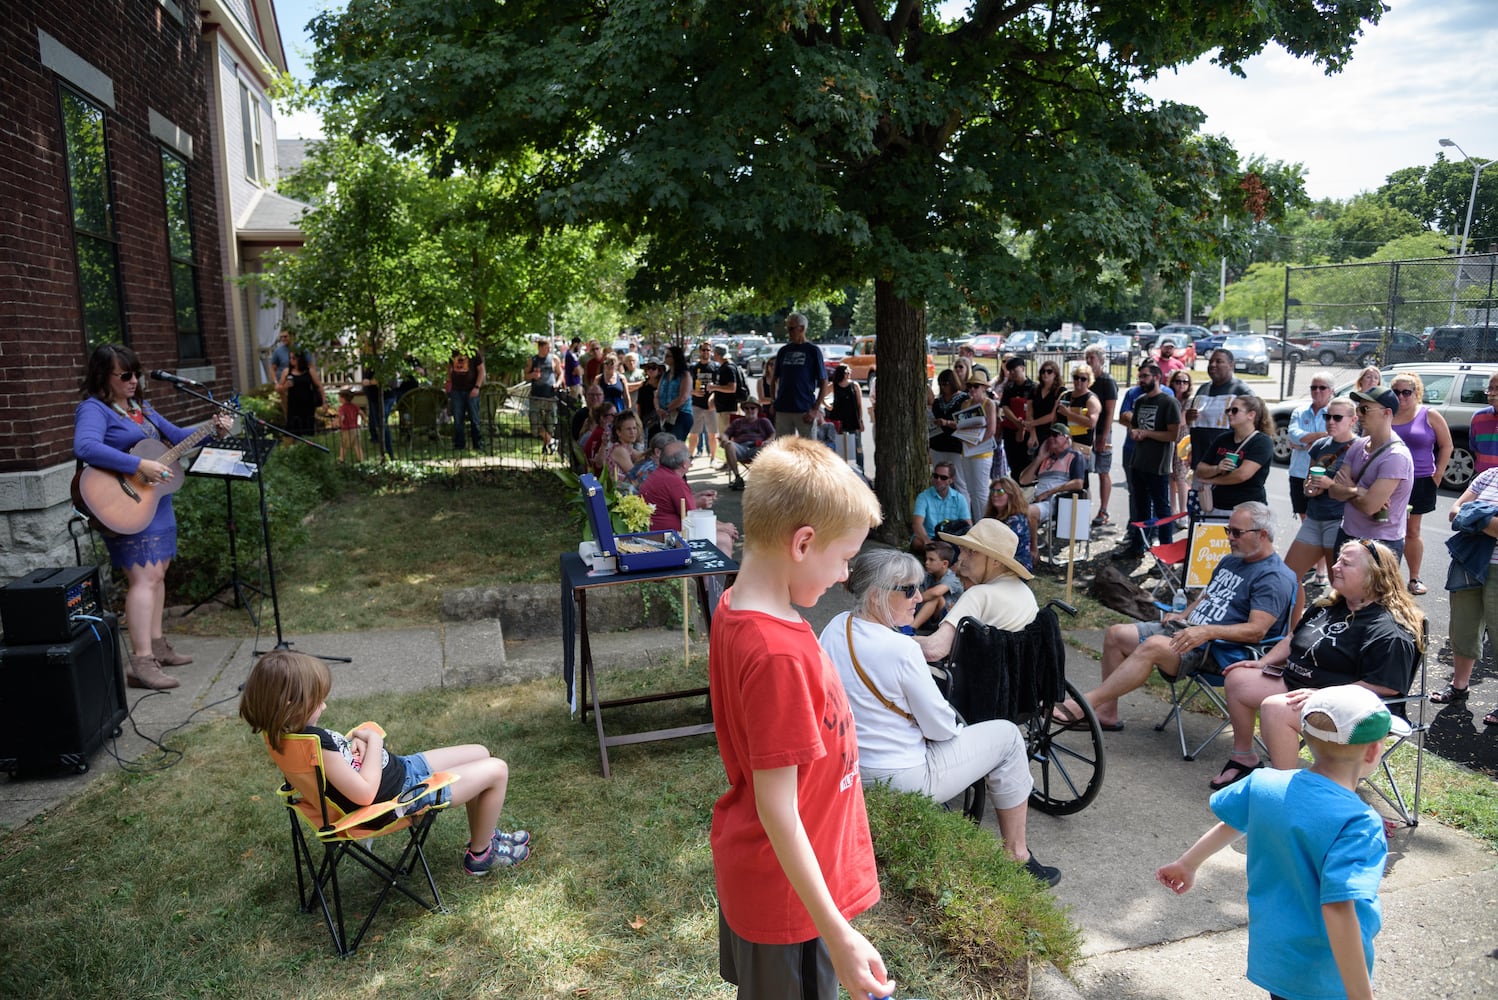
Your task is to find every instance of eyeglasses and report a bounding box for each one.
[1225,526,1262,538]
[1325,413,1349,423]
[931,473,951,481]
[113,371,139,382]
[1392,388,1416,398]
[892,583,920,599]
[1310,385,1332,391]
[989,487,1006,495]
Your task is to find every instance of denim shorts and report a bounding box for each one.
[396,752,451,815]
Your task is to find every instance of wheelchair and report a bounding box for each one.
[932,600,1106,820]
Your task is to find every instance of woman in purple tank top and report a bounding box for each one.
[1389,370,1452,595]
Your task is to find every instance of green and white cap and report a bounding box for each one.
[1300,684,1409,745]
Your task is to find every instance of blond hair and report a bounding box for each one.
[1390,370,1425,403]
[239,651,332,751]
[1317,540,1427,652]
[742,437,881,552]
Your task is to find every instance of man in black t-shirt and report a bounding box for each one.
[1084,346,1119,526]
[1186,349,1254,477]
[1118,362,1181,558]
[689,342,719,460]
[999,357,1035,482]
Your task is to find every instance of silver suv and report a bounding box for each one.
[1268,362,1498,490]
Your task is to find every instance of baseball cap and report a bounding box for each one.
[1350,387,1399,412]
[1049,421,1071,438]
[1300,684,1409,745]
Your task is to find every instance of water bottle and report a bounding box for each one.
[1172,589,1188,615]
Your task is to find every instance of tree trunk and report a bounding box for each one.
[871,280,929,546]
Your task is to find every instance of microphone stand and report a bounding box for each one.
[156,378,350,664]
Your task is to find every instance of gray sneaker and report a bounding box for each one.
[463,834,530,876]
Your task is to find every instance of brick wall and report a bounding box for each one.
[0,1,230,477]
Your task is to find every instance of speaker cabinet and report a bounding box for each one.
[0,613,127,776]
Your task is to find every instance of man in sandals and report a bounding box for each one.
[1053,502,1296,731]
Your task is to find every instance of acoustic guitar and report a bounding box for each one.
[72,426,212,536]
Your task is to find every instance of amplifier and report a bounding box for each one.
[0,566,105,646]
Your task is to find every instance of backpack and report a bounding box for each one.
[726,360,750,403]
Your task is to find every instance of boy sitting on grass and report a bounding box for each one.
[912,539,963,632]
[708,436,892,1000]
[1156,684,1396,1000]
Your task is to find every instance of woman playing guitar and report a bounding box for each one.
[73,345,231,690]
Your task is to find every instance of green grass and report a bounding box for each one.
[0,667,1078,999]
[176,470,577,636]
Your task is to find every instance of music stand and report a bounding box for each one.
[184,435,273,623]
[158,381,351,665]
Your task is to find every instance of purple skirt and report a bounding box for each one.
[104,495,178,569]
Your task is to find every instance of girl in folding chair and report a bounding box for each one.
[240,651,531,875]
[1213,540,1423,790]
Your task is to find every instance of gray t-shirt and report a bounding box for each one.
[1187,552,1298,668]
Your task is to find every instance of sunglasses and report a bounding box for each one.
[1325,413,1349,423]
[1225,526,1262,538]
[1310,385,1332,391]
[1355,404,1382,415]
[893,583,920,599]
[113,371,140,382]
[1072,375,1089,382]
[1225,406,1243,415]
[1170,379,1189,385]
[1392,388,1415,398]
[931,473,951,481]
[989,487,1006,495]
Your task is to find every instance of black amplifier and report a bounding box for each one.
[0,566,105,646]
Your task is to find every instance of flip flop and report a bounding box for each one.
[1098,720,1125,732]
[1208,757,1262,791]
[1485,710,1498,727]
[1051,703,1086,727]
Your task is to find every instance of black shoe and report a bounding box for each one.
[1023,853,1062,887]
[729,476,746,491]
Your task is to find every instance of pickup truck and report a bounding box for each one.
[834,336,937,386]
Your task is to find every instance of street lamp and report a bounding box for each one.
[1438,138,1495,258]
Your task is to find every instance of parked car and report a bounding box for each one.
[1427,324,1498,363]
[832,336,935,386]
[1150,333,1197,367]
[1264,336,1302,362]
[1003,330,1041,355]
[929,335,976,357]
[1223,335,1271,376]
[1088,334,1133,365]
[1268,362,1498,490]
[1193,333,1229,357]
[968,333,1005,357]
[1155,323,1210,352]
[1343,329,1427,368]
[741,342,778,376]
[1044,329,1086,352]
[817,342,852,371]
[1293,331,1361,366]
[734,336,771,367]
[1124,321,1157,348]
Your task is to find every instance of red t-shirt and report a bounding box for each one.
[708,589,880,944]
[639,467,695,530]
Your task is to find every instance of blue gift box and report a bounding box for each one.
[578,474,691,573]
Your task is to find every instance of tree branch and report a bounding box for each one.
[849,0,888,38]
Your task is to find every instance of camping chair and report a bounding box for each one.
[1126,510,1191,605]
[1362,621,1429,828]
[935,601,1105,818]
[1154,635,1283,762]
[264,724,458,957]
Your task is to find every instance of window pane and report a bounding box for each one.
[171,260,197,332]
[61,90,111,238]
[76,233,124,351]
[161,151,192,260]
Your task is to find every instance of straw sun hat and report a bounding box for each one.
[938,518,1033,582]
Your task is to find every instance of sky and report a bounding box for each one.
[272,0,1496,204]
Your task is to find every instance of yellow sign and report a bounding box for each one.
[1186,519,1232,588]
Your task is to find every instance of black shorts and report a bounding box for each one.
[719,910,837,999]
[1409,475,1438,516]
[1289,476,1308,516]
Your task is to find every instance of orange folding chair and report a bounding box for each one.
[264,723,458,956]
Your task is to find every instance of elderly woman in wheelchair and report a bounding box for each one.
[1212,539,1423,790]
[820,548,1061,886]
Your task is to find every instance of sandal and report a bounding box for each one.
[1430,683,1470,705]
[1485,710,1498,726]
[1408,578,1429,596]
[1208,757,1261,791]
[1091,513,1110,527]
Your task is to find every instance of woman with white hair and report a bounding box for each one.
[819,548,1060,886]
[915,518,1039,663]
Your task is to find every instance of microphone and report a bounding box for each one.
[150,370,204,387]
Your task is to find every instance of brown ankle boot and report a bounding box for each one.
[127,654,180,690]
[152,636,193,667]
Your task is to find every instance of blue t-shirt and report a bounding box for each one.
[773,341,826,413]
[1118,384,1145,461]
[1186,552,1297,668]
[912,486,970,534]
[921,567,964,612]
[1304,436,1354,522]
[1212,768,1386,1000]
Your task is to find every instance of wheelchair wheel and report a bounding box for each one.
[1027,679,1105,815]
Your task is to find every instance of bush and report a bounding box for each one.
[168,442,350,601]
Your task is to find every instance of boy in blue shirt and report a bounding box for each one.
[1156,684,1395,1000]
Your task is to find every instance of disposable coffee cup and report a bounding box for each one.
[1309,465,1325,478]
[1222,453,1240,469]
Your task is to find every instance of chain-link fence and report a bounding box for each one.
[1282,252,1498,397]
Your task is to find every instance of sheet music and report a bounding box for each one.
[190,447,258,479]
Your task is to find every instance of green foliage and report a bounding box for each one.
[168,443,348,601]
[1376,152,1498,244]
[864,783,1081,975]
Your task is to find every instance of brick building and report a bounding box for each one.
[0,0,297,582]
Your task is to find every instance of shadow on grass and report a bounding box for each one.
[0,665,1078,999]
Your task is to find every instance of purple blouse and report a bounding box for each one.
[1392,406,1436,476]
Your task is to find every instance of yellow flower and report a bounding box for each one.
[613,494,656,534]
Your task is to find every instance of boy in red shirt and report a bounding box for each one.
[709,436,890,999]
